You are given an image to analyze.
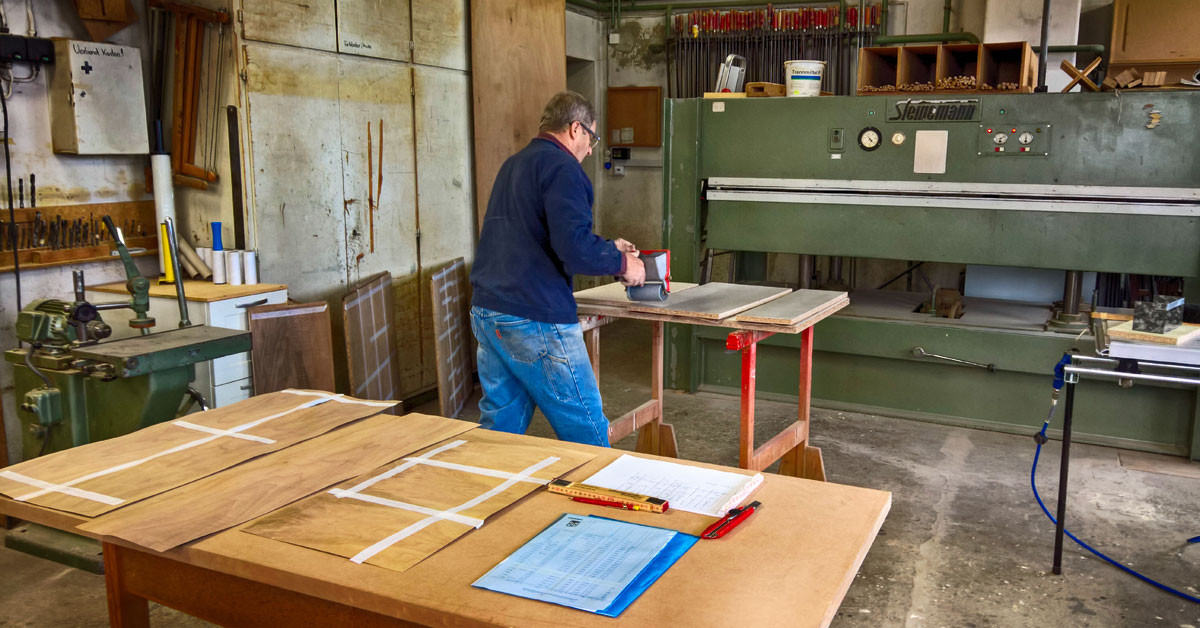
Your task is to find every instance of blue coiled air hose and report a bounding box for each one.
[1031,353,1199,604]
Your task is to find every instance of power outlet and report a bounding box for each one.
[613,164,626,176]
[0,34,55,64]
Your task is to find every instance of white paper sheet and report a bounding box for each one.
[473,514,675,612]
[581,454,763,517]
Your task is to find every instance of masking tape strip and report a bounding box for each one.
[328,489,484,527]
[11,396,334,503]
[172,421,276,444]
[0,470,124,506]
[339,440,468,495]
[349,456,561,564]
[281,389,395,407]
[399,458,550,485]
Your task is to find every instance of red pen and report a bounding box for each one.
[572,496,645,511]
[701,501,761,539]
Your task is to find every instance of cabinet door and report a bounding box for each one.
[1112,0,1200,63]
[240,0,336,52]
[243,43,347,303]
[413,0,469,71]
[338,57,418,285]
[336,0,412,62]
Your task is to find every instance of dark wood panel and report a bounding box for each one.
[249,302,336,394]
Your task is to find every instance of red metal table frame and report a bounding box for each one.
[579,301,840,482]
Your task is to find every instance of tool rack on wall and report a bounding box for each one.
[1,200,158,273]
[667,4,883,98]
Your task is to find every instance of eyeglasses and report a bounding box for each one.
[575,121,600,148]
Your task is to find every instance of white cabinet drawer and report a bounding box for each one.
[212,351,252,386]
[207,290,288,331]
[213,378,255,407]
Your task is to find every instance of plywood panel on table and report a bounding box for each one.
[430,259,472,417]
[343,273,402,408]
[244,428,595,573]
[0,390,395,517]
[79,413,475,551]
[629,282,792,320]
[413,0,469,71]
[414,67,475,267]
[572,281,699,308]
[249,302,336,394]
[239,0,336,52]
[470,0,565,230]
[243,43,346,303]
[336,0,412,62]
[336,57,417,284]
[734,289,849,325]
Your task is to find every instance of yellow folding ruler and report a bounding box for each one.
[547,479,669,513]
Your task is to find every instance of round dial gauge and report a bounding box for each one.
[992,132,1009,145]
[858,127,881,151]
[1018,131,1034,145]
[891,132,906,146]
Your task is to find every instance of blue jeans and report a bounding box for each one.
[469,307,610,447]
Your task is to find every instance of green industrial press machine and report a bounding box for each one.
[662,91,1200,457]
[4,216,249,569]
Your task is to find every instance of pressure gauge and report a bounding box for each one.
[858,127,881,151]
[992,132,1009,145]
[891,131,906,146]
[1018,131,1034,145]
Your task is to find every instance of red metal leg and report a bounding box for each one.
[728,327,824,480]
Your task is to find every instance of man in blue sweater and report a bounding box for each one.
[469,91,645,447]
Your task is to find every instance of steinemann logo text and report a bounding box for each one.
[887,99,980,122]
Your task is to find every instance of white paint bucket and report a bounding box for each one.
[785,60,825,97]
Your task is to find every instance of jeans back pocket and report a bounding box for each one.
[493,318,549,365]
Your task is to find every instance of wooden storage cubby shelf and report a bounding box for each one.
[857,42,1037,95]
[898,46,939,91]
[857,47,900,93]
[979,42,1037,93]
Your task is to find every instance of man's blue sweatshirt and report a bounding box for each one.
[471,136,623,324]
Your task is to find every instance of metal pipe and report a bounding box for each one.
[606,0,847,13]
[798,254,814,289]
[942,0,950,33]
[164,217,192,328]
[881,0,887,36]
[875,31,978,45]
[565,0,606,12]
[1047,44,1105,55]
[1062,270,1083,316]
[1064,366,1200,387]
[1036,0,1051,92]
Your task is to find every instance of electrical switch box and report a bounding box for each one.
[47,39,148,155]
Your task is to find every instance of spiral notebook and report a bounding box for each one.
[580,454,764,517]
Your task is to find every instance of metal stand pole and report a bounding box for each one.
[1052,378,1076,575]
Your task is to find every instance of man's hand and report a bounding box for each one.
[621,252,645,286]
[614,238,638,254]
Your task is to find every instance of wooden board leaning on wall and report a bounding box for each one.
[0,200,158,273]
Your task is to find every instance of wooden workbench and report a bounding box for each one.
[0,417,888,627]
[575,283,849,481]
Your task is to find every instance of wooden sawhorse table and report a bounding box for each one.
[578,289,847,481]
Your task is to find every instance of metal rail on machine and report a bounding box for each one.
[705,177,1200,217]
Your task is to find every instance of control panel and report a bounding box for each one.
[978,123,1051,157]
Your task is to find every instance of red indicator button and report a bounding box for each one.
[987,128,993,133]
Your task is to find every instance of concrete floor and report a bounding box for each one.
[3,318,1199,627]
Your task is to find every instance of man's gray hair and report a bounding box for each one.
[538,91,596,134]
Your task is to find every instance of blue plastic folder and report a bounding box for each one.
[472,514,698,617]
